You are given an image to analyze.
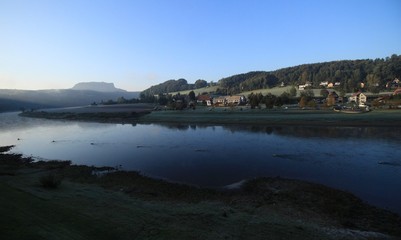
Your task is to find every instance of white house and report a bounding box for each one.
[319,81,328,87]
[349,91,367,107]
[299,82,312,90]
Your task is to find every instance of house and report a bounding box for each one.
[299,82,312,90]
[213,95,246,106]
[349,91,367,107]
[196,95,212,106]
[319,81,328,87]
[213,96,226,106]
[226,95,246,105]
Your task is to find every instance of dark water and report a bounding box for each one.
[1,112,401,214]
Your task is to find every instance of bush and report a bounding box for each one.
[39,173,62,189]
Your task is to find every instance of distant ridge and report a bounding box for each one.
[71,82,126,92]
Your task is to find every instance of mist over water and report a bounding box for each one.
[1,112,400,214]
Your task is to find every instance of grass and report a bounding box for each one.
[169,85,395,98]
[138,108,401,127]
[1,147,401,239]
[167,86,219,96]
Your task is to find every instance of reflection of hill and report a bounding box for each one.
[149,123,401,142]
[0,89,140,112]
[222,125,401,142]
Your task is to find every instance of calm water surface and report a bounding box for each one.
[1,112,400,214]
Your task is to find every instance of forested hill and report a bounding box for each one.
[141,54,401,96]
[219,54,401,94]
[141,79,207,96]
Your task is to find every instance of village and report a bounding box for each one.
[156,78,401,113]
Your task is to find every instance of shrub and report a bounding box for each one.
[39,173,62,189]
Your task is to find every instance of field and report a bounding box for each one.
[1,146,401,239]
[138,108,401,127]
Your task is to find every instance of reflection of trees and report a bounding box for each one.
[273,126,401,142]
[148,123,401,142]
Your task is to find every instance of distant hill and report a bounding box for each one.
[71,82,126,92]
[0,89,140,113]
[141,79,208,96]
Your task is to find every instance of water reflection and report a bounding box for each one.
[149,122,401,143]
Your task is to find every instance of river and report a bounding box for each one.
[1,112,400,214]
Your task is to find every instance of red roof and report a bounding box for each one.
[197,95,211,101]
[394,88,401,95]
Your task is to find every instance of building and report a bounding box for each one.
[213,96,226,106]
[298,82,312,90]
[213,95,246,106]
[349,91,367,107]
[226,95,246,105]
[196,95,212,106]
[319,81,328,87]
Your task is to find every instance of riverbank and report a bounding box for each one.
[139,108,401,127]
[20,104,401,127]
[1,145,401,239]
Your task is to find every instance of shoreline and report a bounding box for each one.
[19,105,401,127]
[1,145,401,239]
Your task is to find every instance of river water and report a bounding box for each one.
[1,112,400,214]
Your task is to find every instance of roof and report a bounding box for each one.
[197,95,211,101]
[394,88,401,95]
[351,91,362,97]
[226,95,243,101]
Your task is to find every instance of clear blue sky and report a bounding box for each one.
[1,0,400,91]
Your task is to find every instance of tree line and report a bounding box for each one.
[141,79,207,97]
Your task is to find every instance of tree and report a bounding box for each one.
[366,74,380,93]
[280,92,290,105]
[248,93,263,109]
[320,89,329,98]
[289,86,297,97]
[117,97,127,104]
[158,94,168,105]
[300,89,314,98]
[326,94,336,106]
[299,96,308,108]
[194,79,207,89]
[263,93,276,108]
[188,91,196,101]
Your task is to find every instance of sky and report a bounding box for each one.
[1,0,401,91]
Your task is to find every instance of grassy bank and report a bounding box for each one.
[138,108,401,127]
[1,146,401,239]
